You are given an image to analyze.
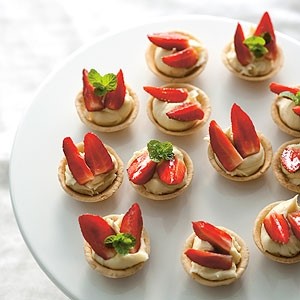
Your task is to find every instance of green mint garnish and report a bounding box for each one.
[88,69,117,96]
[243,36,268,58]
[147,139,174,163]
[104,233,136,255]
[279,91,300,106]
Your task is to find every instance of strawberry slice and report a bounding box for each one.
[231,103,260,158]
[78,214,116,259]
[234,23,252,66]
[127,151,157,185]
[82,69,104,112]
[157,157,186,185]
[281,147,300,173]
[209,120,243,172]
[104,69,126,110]
[192,221,233,254]
[254,12,277,60]
[83,132,114,175]
[287,211,300,240]
[263,212,290,244]
[185,248,233,270]
[292,106,300,116]
[143,86,188,103]
[120,203,143,253]
[166,102,204,121]
[269,82,300,95]
[147,32,189,50]
[62,137,94,185]
[162,47,199,68]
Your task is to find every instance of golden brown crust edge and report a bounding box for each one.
[127,147,194,201]
[253,201,300,264]
[146,83,211,136]
[207,133,273,182]
[58,144,124,202]
[75,85,139,133]
[181,228,249,287]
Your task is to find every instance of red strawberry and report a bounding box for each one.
[254,12,277,60]
[82,69,104,112]
[143,86,188,103]
[185,248,232,270]
[166,102,204,121]
[63,137,94,185]
[127,152,157,185]
[78,214,116,260]
[263,212,290,244]
[147,32,189,50]
[104,69,126,110]
[234,23,252,66]
[287,211,300,240]
[157,157,186,185]
[292,106,300,116]
[269,82,300,95]
[162,47,199,68]
[120,203,143,253]
[281,147,300,173]
[209,120,243,172]
[192,221,232,254]
[83,132,114,175]
[231,103,260,158]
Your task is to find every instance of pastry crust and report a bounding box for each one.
[75,85,139,133]
[222,43,283,81]
[181,228,249,287]
[253,201,300,264]
[146,83,211,136]
[58,143,124,202]
[207,133,273,182]
[272,138,300,193]
[127,147,193,200]
[83,215,150,278]
[271,97,300,137]
[145,31,208,83]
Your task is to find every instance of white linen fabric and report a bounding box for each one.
[1,0,300,299]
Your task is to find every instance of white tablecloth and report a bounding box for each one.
[1,0,300,299]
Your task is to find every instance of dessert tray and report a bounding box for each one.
[9,15,300,300]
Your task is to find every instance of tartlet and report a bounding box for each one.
[253,196,300,264]
[145,83,211,136]
[127,140,193,200]
[75,68,139,132]
[58,132,123,202]
[181,221,249,287]
[145,31,208,82]
[272,138,300,193]
[222,12,283,81]
[79,203,151,278]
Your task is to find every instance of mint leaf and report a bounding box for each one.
[104,233,136,255]
[88,69,117,96]
[147,140,174,163]
[243,36,268,58]
[279,91,300,105]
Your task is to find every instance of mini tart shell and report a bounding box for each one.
[145,31,208,83]
[127,147,193,201]
[181,228,249,287]
[272,138,300,193]
[207,133,273,182]
[58,143,124,202]
[75,85,139,133]
[147,83,211,136]
[271,96,300,137]
[83,215,151,278]
[253,201,300,264]
[222,42,284,81]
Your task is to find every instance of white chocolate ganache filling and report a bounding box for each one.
[277,98,300,131]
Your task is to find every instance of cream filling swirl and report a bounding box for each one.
[277,98,300,131]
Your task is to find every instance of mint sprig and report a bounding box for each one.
[279,91,300,106]
[243,36,268,58]
[104,233,136,255]
[147,140,174,163]
[88,69,117,96]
